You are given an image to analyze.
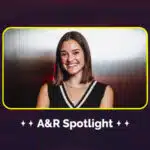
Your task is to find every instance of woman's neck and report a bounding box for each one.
[65,71,83,88]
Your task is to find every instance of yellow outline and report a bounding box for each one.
[2,26,149,110]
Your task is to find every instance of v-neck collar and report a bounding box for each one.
[59,80,97,108]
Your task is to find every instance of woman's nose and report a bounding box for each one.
[67,54,74,62]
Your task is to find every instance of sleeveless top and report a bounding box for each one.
[48,80,107,108]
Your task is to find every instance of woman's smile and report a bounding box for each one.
[67,63,78,68]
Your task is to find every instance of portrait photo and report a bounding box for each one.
[2,27,148,109]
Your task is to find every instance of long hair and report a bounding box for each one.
[53,31,94,85]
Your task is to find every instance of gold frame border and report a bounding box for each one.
[2,26,149,110]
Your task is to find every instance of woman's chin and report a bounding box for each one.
[67,69,82,76]
[68,71,78,75]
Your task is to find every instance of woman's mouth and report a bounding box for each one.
[68,64,77,67]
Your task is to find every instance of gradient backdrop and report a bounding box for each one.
[0,1,150,150]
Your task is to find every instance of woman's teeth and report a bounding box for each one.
[68,64,77,67]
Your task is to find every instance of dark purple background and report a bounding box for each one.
[0,1,150,150]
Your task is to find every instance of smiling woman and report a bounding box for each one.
[36,31,114,108]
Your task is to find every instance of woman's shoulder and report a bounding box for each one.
[46,81,61,93]
[94,80,113,92]
[94,80,107,88]
[46,81,57,87]
[39,83,48,92]
[39,82,55,94]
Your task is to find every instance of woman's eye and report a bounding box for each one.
[73,51,79,55]
[61,53,67,56]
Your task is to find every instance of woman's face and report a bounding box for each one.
[60,39,85,75]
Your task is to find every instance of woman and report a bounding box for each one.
[37,31,114,108]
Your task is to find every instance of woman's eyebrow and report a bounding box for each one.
[72,49,80,51]
[60,50,66,52]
